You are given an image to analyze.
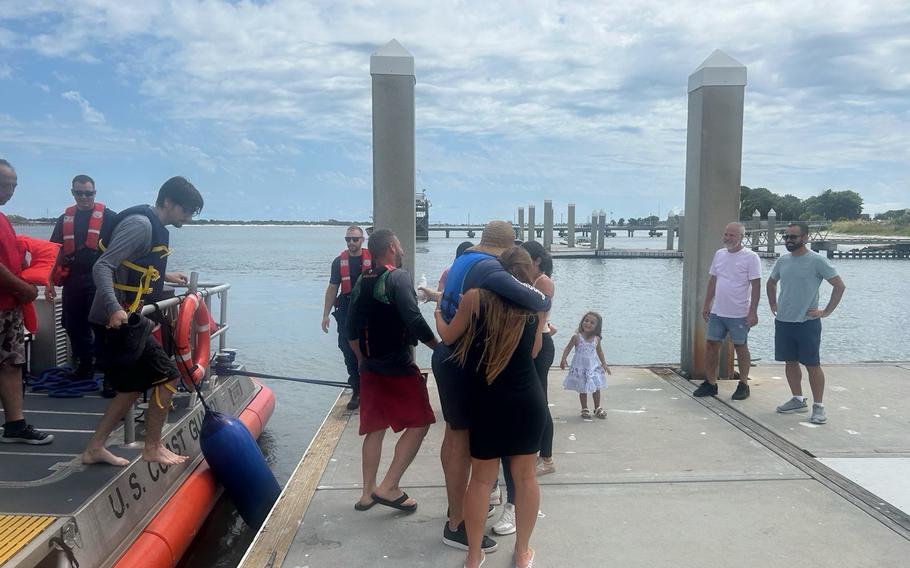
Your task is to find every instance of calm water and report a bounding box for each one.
[15,224,910,565]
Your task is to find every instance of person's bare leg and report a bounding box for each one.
[358,429,385,506]
[579,393,587,411]
[441,424,471,529]
[734,343,751,383]
[592,389,601,409]
[141,380,188,465]
[704,340,721,384]
[785,361,803,397]
[807,365,825,403]
[511,453,539,567]
[82,391,140,466]
[374,425,429,507]
[463,458,499,568]
[0,364,24,422]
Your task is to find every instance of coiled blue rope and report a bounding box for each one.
[26,366,102,398]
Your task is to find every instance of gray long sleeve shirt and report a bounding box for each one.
[89,215,155,325]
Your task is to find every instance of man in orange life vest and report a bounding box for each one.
[46,175,116,380]
[0,158,53,444]
[322,225,371,410]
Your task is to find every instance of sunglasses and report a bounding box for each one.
[344,236,362,243]
[72,191,95,197]
[782,234,802,241]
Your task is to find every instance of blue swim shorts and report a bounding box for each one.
[774,318,822,367]
[706,313,749,345]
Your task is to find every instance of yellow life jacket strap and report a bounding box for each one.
[153,383,179,410]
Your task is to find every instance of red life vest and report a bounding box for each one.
[0,212,22,310]
[339,249,371,295]
[62,202,105,256]
[15,236,58,334]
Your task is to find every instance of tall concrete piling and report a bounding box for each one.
[591,213,598,249]
[528,204,537,242]
[371,39,417,280]
[751,209,761,250]
[544,200,554,249]
[677,214,685,252]
[666,213,675,250]
[567,203,576,247]
[597,210,607,251]
[767,208,777,254]
[680,50,747,379]
[518,207,525,242]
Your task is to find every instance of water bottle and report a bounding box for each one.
[416,274,428,303]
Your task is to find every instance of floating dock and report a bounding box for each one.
[242,363,910,567]
[549,246,777,260]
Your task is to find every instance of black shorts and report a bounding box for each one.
[774,318,822,367]
[95,324,181,393]
[432,343,471,430]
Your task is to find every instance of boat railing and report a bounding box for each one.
[121,273,231,443]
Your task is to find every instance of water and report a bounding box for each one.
[14,224,910,565]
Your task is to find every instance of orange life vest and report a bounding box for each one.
[339,249,371,295]
[62,202,105,256]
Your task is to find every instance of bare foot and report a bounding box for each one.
[82,447,130,467]
[142,444,189,465]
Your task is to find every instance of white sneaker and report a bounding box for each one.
[492,503,516,535]
[489,485,502,506]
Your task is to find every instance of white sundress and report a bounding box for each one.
[562,333,607,394]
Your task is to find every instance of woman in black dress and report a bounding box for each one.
[435,247,547,568]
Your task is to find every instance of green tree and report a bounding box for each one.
[617,218,625,226]
[803,189,863,221]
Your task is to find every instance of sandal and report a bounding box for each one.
[581,408,591,419]
[595,407,607,419]
[371,491,418,512]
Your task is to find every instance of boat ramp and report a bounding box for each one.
[242,363,910,567]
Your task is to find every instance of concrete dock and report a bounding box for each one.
[242,363,910,567]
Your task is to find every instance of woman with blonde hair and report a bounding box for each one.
[435,246,547,568]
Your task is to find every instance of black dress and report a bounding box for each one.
[466,308,548,460]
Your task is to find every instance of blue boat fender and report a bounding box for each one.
[200,410,281,528]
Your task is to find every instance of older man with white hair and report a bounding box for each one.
[694,221,761,400]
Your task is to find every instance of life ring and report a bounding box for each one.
[175,293,211,384]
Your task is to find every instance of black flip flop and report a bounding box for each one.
[354,497,377,511]
[370,491,418,512]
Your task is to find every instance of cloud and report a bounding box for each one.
[0,1,907,220]
[61,91,106,125]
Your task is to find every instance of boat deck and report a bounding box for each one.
[0,392,147,516]
[245,363,910,567]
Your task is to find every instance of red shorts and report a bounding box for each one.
[359,366,436,435]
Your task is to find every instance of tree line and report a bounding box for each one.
[739,186,864,221]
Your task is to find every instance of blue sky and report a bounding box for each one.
[1,1,908,222]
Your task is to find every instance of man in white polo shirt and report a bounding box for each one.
[694,221,761,400]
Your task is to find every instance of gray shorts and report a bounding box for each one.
[0,307,26,367]
[707,313,749,345]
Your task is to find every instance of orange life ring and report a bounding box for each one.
[175,293,211,384]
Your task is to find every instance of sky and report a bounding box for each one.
[0,1,908,223]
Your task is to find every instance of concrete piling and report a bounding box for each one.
[676,214,685,252]
[528,204,536,242]
[666,213,675,250]
[518,207,525,242]
[767,208,777,254]
[371,39,417,280]
[680,50,747,379]
[567,203,576,247]
[597,210,606,251]
[544,200,554,249]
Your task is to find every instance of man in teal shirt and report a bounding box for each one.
[767,222,846,424]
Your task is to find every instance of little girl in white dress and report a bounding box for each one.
[560,311,612,419]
